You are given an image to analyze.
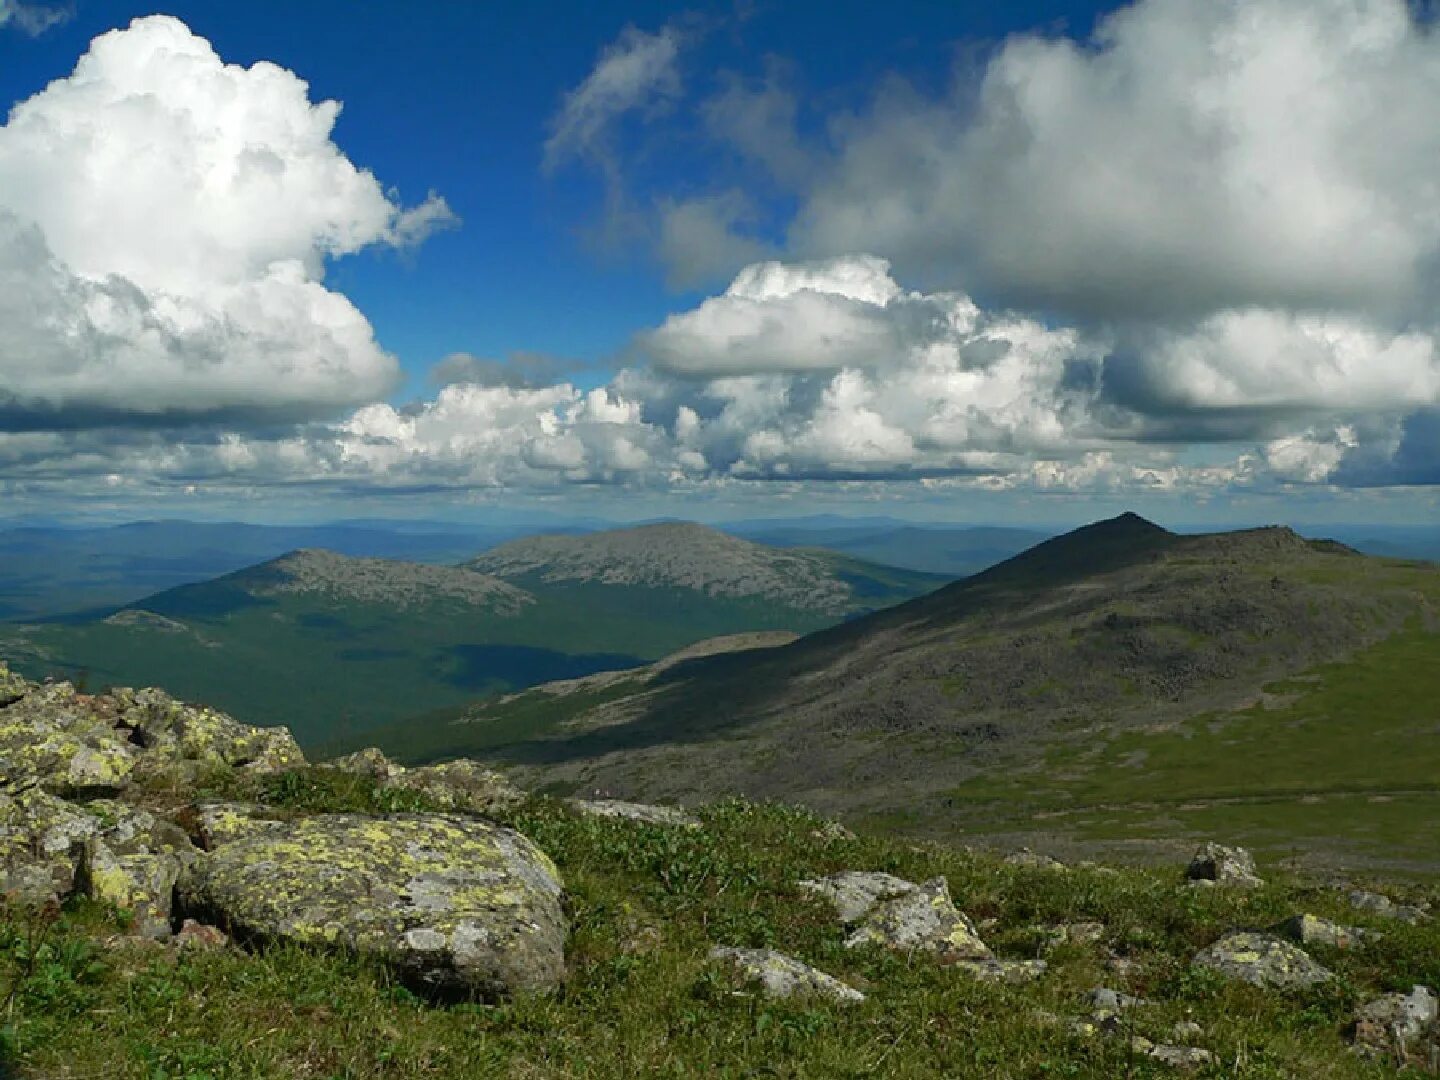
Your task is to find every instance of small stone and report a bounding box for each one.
[1193,931,1332,989]
[844,877,993,964]
[1004,848,1066,871]
[1087,986,1146,1011]
[567,798,699,827]
[1274,913,1369,950]
[708,946,865,1003]
[810,820,857,843]
[174,919,228,950]
[1146,1044,1214,1069]
[1186,842,1262,888]
[1347,889,1430,925]
[1171,1020,1205,1040]
[1043,921,1106,948]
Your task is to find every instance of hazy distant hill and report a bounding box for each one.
[0,524,945,745]
[727,521,1051,576]
[381,513,1440,870]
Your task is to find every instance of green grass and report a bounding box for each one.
[2,771,1437,1077]
[938,627,1440,870]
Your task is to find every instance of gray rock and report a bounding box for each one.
[844,876,993,964]
[0,683,136,797]
[190,802,289,850]
[178,813,567,997]
[1187,842,1262,887]
[1353,985,1438,1052]
[708,946,865,1003]
[1171,1020,1205,1040]
[385,760,523,814]
[322,747,406,781]
[112,686,304,776]
[568,798,699,828]
[0,787,99,904]
[1087,986,1146,1011]
[1145,1043,1214,1069]
[798,871,919,924]
[1347,889,1430,925]
[1193,931,1332,989]
[79,800,198,939]
[1274,913,1370,950]
[1004,848,1066,871]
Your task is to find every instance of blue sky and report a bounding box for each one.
[1,0,1438,526]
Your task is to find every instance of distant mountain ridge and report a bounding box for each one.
[468,522,877,614]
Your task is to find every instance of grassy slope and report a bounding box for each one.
[3,769,1436,1078]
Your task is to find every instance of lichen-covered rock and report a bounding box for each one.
[1274,913,1370,950]
[0,661,32,706]
[798,871,919,924]
[189,802,290,850]
[112,687,304,775]
[1346,889,1430,925]
[385,760,522,814]
[1144,1043,1214,1069]
[1353,985,1438,1055]
[179,813,567,997]
[0,683,136,797]
[1087,986,1146,1011]
[708,946,865,1003]
[79,801,198,939]
[844,877,993,965]
[0,787,99,904]
[323,747,406,781]
[568,798,699,828]
[1187,842,1262,888]
[1193,931,1331,989]
[1004,849,1066,871]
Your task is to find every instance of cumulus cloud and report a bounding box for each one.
[793,0,1440,323]
[0,1,69,36]
[656,191,773,289]
[0,15,454,427]
[429,351,586,390]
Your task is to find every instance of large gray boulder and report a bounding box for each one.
[0,683,136,797]
[179,813,567,997]
[0,786,100,904]
[1193,931,1331,989]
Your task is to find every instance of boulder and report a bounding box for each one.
[1186,842,1262,888]
[568,798,699,828]
[0,787,100,904]
[798,871,919,924]
[0,661,31,706]
[708,946,865,1003]
[179,813,567,997]
[189,802,290,850]
[385,760,522,814]
[323,747,406,781]
[1353,985,1438,1055]
[1193,931,1331,989]
[1274,913,1370,950]
[0,683,135,797]
[112,687,304,776]
[844,876,993,964]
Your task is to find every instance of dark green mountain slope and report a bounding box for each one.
[382,514,1440,871]
[0,525,945,747]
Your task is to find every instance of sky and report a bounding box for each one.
[1,0,1438,528]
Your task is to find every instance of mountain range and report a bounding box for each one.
[0,523,945,746]
[362,513,1440,872]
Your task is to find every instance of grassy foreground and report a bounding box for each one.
[2,770,1438,1078]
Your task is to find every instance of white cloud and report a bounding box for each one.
[0,15,454,426]
[543,24,684,175]
[794,0,1440,323]
[0,1,69,36]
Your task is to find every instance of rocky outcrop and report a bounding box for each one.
[1347,889,1430,925]
[1186,842,1262,888]
[0,786,101,904]
[384,760,523,814]
[568,799,699,827]
[1193,932,1331,989]
[708,946,864,1003]
[112,686,304,779]
[179,813,567,997]
[0,681,135,797]
[80,800,197,939]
